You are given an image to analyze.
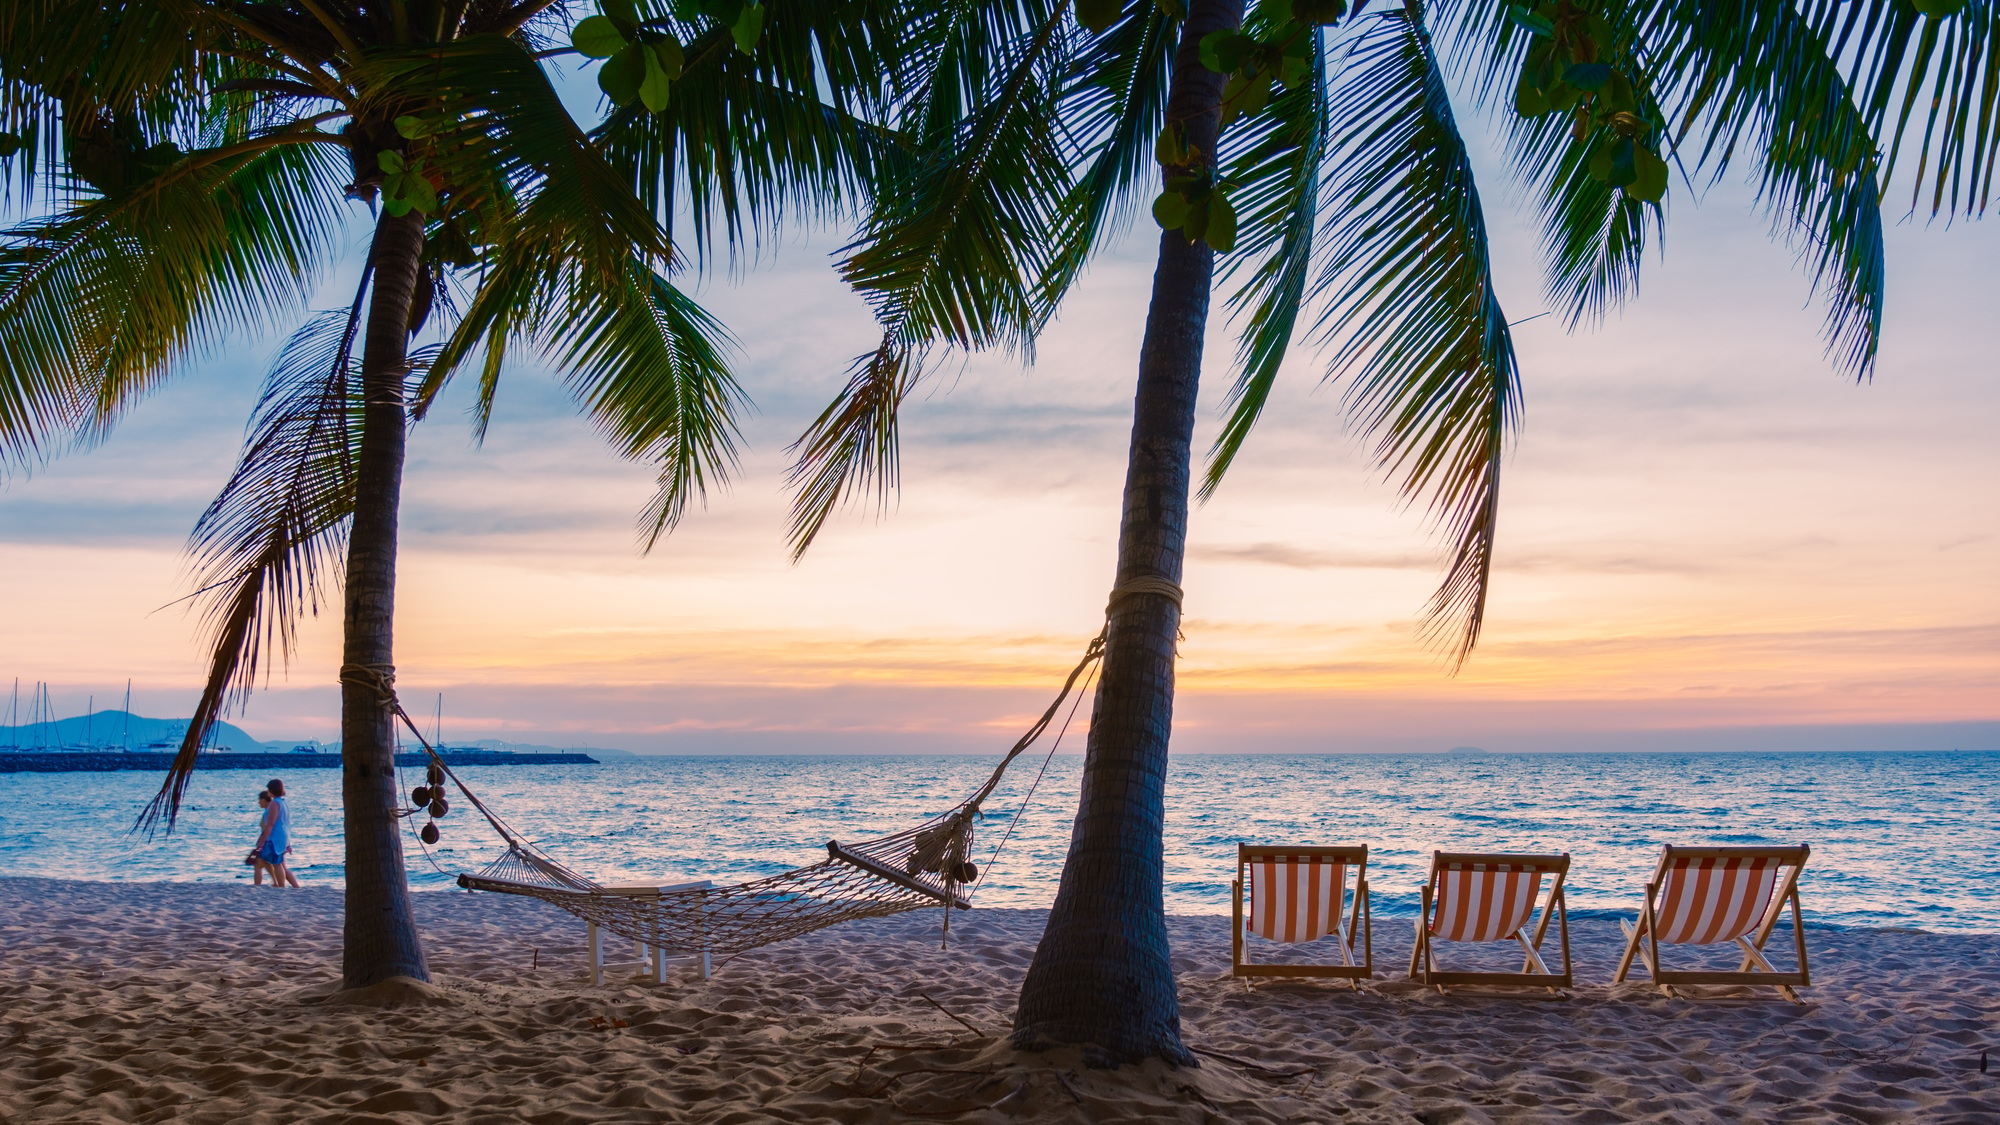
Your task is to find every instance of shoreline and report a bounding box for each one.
[3,877,1996,1122]
[0,876,1977,937]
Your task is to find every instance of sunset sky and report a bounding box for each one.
[3,96,1996,754]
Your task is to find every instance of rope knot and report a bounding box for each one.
[338,662,401,710]
[1106,574,1184,613]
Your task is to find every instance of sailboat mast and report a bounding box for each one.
[6,678,15,751]
[122,680,131,751]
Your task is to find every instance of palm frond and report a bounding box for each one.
[785,333,920,560]
[1035,0,1179,316]
[553,258,746,549]
[839,4,1074,356]
[787,1,1074,554]
[1636,0,1886,377]
[0,139,349,464]
[1440,1,1887,374]
[1459,1,1996,225]
[1809,0,1998,217]
[364,35,669,274]
[1526,129,1662,329]
[1435,1,1664,327]
[1310,7,1519,665]
[137,298,364,834]
[594,3,905,262]
[417,185,746,546]
[409,204,552,425]
[1203,27,1330,499]
[0,0,227,201]
[894,0,1072,130]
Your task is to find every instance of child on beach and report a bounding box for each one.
[250,779,301,888]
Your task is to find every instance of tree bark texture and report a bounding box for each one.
[340,209,430,988]
[1011,0,1243,1067]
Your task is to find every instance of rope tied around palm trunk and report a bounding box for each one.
[1104,573,1186,647]
[339,662,400,709]
[1106,573,1183,613]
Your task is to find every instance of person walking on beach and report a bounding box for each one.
[252,779,300,888]
[246,790,276,885]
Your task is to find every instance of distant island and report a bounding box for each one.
[0,710,610,771]
[2,710,267,753]
[1445,746,1490,754]
[0,710,630,759]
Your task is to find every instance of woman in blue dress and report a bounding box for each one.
[252,779,301,888]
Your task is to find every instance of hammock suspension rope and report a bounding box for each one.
[333,574,1180,965]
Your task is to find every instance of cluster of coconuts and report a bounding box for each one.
[409,763,450,844]
[911,857,979,884]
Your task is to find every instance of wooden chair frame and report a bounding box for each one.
[1614,844,1811,1002]
[1231,844,1372,984]
[1409,851,1572,994]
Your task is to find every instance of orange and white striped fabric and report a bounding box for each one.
[1655,855,1781,944]
[1430,863,1545,942]
[1248,855,1347,943]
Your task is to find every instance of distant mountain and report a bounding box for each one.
[0,711,269,752]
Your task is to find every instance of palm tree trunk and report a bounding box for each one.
[340,209,430,988]
[1011,0,1243,1067]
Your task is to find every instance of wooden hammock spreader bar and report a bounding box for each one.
[827,840,971,910]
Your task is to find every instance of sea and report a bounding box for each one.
[2,751,1994,932]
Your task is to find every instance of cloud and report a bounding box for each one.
[1189,541,1732,578]
[1190,542,1435,570]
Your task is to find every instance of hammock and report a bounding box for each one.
[342,629,1113,963]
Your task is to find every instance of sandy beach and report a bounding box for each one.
[1,876,1994,1123]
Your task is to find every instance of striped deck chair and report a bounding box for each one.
[1614,844,1810,1001]
[1232,845,1372,985]
[1410,851,1572,993]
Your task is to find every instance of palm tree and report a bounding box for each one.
[0,0,892,988]
[787,0,1996,1064]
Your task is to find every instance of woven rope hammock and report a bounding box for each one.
[340,574,1178,962]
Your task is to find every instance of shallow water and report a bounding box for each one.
[2,751,1994,930]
